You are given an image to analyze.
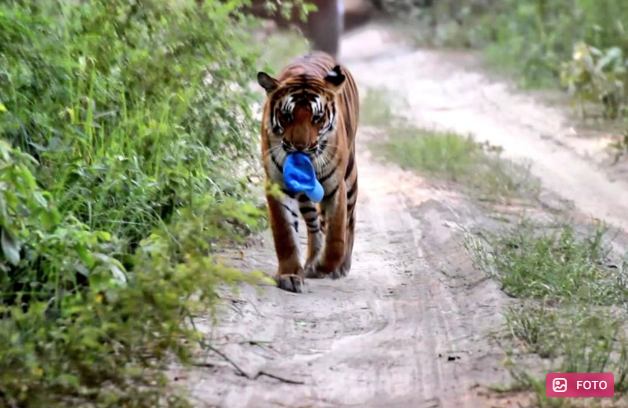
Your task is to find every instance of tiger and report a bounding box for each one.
[256,51,360,293]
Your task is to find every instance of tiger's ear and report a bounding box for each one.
[257,71,280,94]
[323,65,346,92]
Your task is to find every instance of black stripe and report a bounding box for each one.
[280,188,296,198]
[266,135,284,174]
[302,210,318,220]
[346,216,355,229]
[298,194,310,202]
[271,153,283,173]
[305,220,319,228]
[324,184,339,200]
[292,221,299,232]
[307,227,321,234]
[319,166,336,183]
[345,153,355,180]
[281,204,298,218]
[347,182,358,200]
[347,201,356,213]
[299,206,317,214]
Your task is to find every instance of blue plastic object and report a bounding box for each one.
[283,152,324,203]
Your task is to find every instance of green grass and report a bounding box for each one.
[374,127,486,179]
[358,85,628,406]
[467,218,628,406]
[469,220,628,304]
[0,0,274,407]
[360,88,402,127]
[361,87,540,201]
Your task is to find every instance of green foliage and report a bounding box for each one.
[401,0,628,156]
[474,0,628,161]
[258,0,314,21]
[469,219,628,304]
[502,304,628,404]
[362,88,539,201]
[372,128,539,200]
[474,0,628,87]
[467,218,628,401]
[0,0,273,406]
[257,29,310,74]
[403,0,628,107]
[560,42,628,119]
[360,88,400,127]
[392,0,492,49]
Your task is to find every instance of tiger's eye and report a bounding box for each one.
[280,111,293,123]
[312,113,323,124]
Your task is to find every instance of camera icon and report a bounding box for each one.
[552,378,568,392]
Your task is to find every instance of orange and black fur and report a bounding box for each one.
[257,52,360,293]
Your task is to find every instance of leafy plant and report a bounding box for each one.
[0,0,276,406]
[560,42,628,119]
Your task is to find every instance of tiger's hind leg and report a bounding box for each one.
[266,192,304,293]
[335,156,358,278]
[335,192,356,278]
[299,195,326,279]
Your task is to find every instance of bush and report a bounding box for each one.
[404,0,628,97]
[471,0,628,151]
[0,0,271,406]
[399,0,628,154]
[477,0,628,87]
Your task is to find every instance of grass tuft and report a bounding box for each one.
[467,217,628,405]
[469,219,628,304]
[362,87,539,201]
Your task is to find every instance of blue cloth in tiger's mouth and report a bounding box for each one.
[283,152,324,203]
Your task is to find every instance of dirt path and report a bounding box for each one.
[176,23,628,408]
[341,24,628,233]
[181,132,511,408]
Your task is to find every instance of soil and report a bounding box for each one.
[171,22,628,408]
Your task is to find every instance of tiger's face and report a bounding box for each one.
[257,66,346,159]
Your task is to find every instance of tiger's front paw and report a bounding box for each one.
[274,274,304,293]
[305,260,345,280]
[274,262,305,293]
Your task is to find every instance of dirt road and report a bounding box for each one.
[341,24,628,232]
[175,23,628,408]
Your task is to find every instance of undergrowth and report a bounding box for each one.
[0,0,285,406]
[467,218,628,406]
[362,88,540,202]
[386,0,628,155]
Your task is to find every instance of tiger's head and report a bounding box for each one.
[256,65,346,157]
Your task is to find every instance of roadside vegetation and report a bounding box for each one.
[362,87,628,406]
[362,88,540,203]
[467,217,628,407]
[0,0,314,406]
[383,0,628,158]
